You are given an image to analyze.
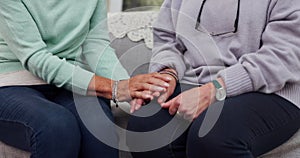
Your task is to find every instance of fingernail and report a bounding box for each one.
[135,105,139,110]
[166,77,172,81]
[164,83,170,87]
[157,87,165,91]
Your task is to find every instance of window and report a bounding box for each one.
[123,0,164,11]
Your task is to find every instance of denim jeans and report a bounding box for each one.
[127,84,300,158]
[0,85,118,158]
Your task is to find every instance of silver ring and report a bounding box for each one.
[176,111,182,116]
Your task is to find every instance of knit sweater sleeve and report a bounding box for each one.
[0,0,94,95]
[81,0,129,80]
[218,0,300,96]
[149,0,187,80]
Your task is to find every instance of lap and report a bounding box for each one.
[0,85,78,151]
[188,92,300,156]
[127,84,300,157]
[0,85,114,150]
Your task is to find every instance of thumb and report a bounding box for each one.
[158,92,169,104]
[161,96,176,108]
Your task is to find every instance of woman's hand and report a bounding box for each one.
[87,73,171,102]
[161,78,225,121]
[129,69,178,113]
[117,72,172,101]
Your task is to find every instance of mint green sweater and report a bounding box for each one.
[0,0,129,95]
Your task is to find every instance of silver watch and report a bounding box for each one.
[212,80,226,101]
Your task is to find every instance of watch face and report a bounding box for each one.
[216,88,226,101]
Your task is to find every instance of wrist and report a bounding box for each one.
[116,80,130,102]
[112,80,119,106]
[159,68,178,81]
[211,78,226,101]
[88,75,112,98]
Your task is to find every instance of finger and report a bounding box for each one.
[133,91,154,100]
[158,92,169,104]
[130,99,136,114]
[161,96,172,108]
[135,98,144,106]
[135,103,142,111]
[141,83,166,92]
[167,98,180,115]
[130,99,137,114]
[152,73,173,82]
[147,77,170,88]
[152,91,161,97]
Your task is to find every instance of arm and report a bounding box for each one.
[217,0,300,97]
[0,0,94,95]
[0,0,171,102]
[82,0,129,81]
[149,0,187,80]
[82,0,170,101]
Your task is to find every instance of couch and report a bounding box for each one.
[0,11,299,158]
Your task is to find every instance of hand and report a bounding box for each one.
[129,68,178,113]
[128,74,176,114]
[161,81,216,121]
[157,73,177,104]
[130,91,161,113]
[129,74,176,114]
[117,72,172,101]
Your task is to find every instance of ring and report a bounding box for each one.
[176,111,182,116]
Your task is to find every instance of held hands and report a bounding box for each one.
[87,73,171,103]
[129,76,226,121]
[117,72,172,102]
[130,73,177,113]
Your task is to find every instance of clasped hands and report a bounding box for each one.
[129,70,225,121]
[88,69,224,121]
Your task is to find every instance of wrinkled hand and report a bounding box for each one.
[129,73,177,113]
[161,82,215,121]
[117,72,171,102]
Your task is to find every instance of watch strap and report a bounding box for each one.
[212,80,222,89]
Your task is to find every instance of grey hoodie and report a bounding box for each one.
[150,0,300,108]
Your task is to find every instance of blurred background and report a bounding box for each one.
[108,0,164,12]
[123,0,164,11]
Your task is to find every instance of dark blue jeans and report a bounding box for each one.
[127,84,300,158]
[0,85,118,158]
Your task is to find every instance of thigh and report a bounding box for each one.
[0,86,78,151]
[127,83,195,158]
[52,89,114,127]
[52,89,119,158]
[187,92,300,158]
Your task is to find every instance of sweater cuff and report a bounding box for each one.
[217,64,253,96]
[72,66,94,96]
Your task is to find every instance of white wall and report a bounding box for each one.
[108,0,123,12]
